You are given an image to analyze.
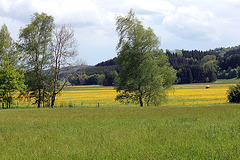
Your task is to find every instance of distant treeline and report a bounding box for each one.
[68,46,240,86]
[167,47,240,84]
[68,58,118,86]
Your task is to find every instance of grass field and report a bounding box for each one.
[214,78,240,84]
[1,82,240,159]
[0,104,240,159]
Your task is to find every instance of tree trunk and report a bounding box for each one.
[51,93,56,108]
[43,89,45,108]
[139,97,143,107]
[38,89,41,108]
[38,101,41,108]
[51,76,58,108]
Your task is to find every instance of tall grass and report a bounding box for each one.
[0,104,240,159]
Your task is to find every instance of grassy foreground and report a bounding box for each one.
[0,104,240,159]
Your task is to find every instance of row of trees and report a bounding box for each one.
[166,48,240,84]
[0,13,80,108]
[68,60,118,86]
[70,44,240,86]
[68,71,118,86]
[167,52,218,83]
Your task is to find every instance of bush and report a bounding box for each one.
[227,82,240,103]
[68,101,74,108]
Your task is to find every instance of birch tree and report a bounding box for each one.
[115,9,176,106]
[50,25,78,107]
[19,12,54,108]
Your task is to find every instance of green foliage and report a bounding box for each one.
[228,82,240,103]
[102,71,118,86]
[68,71,118,86]
[77,65,118,76]
[0,24,21,67]
[85,74,99,85]
[167,50,218,84]
[167,46,240,83]
[95,57,116,66]
[201,55,216,64]
[237,67,240,78]
[0,61,26,108]
[68,101,74,108]
[177,68,193,84]
[229,69,238,79]
[201,55,219,73]
[115,9,176,106]
[18,12,54,108]
[98,74,105,85]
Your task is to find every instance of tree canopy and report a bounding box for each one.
[115,9,176,106]
[0,24,20,67]
[0,61,26,109]
[19,12,54,108]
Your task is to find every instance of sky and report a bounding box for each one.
[1,0,240,65]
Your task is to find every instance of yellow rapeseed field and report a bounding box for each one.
[56,89,119,107]
[11,84,230,107]
[54,84,230,107]
[166,84,229,106]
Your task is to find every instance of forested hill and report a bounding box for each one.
[68,45,240,86]
[68,58,118,86]
[209,45,240,56]
[95,58,117,67]
[167,45,240,83]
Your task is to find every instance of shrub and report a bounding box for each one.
[68,101,74,108]
[227,82,240,103]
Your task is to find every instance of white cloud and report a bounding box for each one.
[29,0,102,25]
[0,0,31,19]
[0,0,12,12]
[126,0,175,15]
[228,0,240,2]
[0,0,103,26]
[0,0,27,12]
[162,5,220,41]
[1,0,240,64]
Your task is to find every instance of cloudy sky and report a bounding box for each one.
[0,0,240,65]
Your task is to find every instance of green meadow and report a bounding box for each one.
[0,104,240,159]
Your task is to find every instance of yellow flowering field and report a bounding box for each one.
[11,84,230,108]
[166,84,229,106]
[56,86,120,107]
[54,84,230,107]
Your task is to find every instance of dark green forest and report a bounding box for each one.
[68,46,240,86]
